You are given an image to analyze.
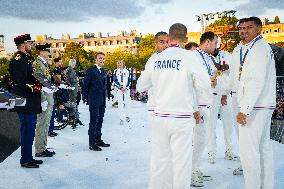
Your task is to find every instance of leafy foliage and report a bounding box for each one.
[0,58,9,77]
[209,16,238,27]
[274,16,280,24]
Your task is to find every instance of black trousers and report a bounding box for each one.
[88,104,105,146]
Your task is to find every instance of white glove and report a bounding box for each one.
[51,85,58,92]
[41,101,48,111]
[0,102,14,109]
[59,84,68,89]
[16,98,26,107]
[42,87,54,94]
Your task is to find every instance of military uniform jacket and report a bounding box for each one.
[9,51,41,113]
[34,56,53,104]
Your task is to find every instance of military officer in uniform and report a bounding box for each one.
[9,34,43,168]
[34,43,56,157]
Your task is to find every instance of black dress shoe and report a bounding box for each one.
[96,141,110,147]
[77,120,83,125]
[48,131,58,137]
[35,150,54,157]
[45,149,56,155]
[21,162,39,168]
[89,145,102,151]
[32,159,43,164]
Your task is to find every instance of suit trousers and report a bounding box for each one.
[88,104,105,145]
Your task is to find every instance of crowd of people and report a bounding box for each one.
[137,17,276,189]
[0,15,281,189]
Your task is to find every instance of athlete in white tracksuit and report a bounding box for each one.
[113,60,131,124]
[235,17,276,189]
[191,48,214,186]
[137,23,211,189]
[214,50,238,160]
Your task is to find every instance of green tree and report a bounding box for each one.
[0,58,10,76]
[208,16,240,52]
[104,49,139,71]
[209,16,239,27]
[62,42,92,71]
[274,16,280,24]
[264,18,269,25]
[0,58,10,86]
[137,34,156,70]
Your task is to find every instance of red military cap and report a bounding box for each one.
[14,34,34,46]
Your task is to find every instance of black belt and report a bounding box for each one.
[213,93,218,95]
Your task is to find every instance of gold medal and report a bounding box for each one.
[217,70,223,76]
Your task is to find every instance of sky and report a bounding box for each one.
[0,0,283,53]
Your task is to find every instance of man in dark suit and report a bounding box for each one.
[9,34,43,168]
[83,52,110,151]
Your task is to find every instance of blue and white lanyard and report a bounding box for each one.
[217,53,222,65]
[240,35,263,66]
[197,49,213,76]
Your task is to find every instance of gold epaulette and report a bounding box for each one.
[14,53,21,61]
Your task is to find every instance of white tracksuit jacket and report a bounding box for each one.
[237,37,276,114]
[113,67,131,120]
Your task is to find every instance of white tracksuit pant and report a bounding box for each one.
[239,109,274,189]
[231,92,240,138]
[117,89,130,120]
[192,107,210,171]
[149,116,194,189]
[208,94,234,153]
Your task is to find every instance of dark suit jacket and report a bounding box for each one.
[83,65,106,107]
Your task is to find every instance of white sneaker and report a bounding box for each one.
[120,119,124,125]
[191,179,204,187]
[208,152,216,164]
[126,117,130,122]
[233,166,243,175]
[225,149,239,161]
[191,171,204,187]
[196,170,212,181]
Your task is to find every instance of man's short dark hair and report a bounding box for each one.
[155,31,168,39]
[238,17,262,27]
[169,23,187,41]
[185,42,199,50]
[200,31,216,45]
[95,52,105,59]
[238,18,249,25]
[247,16,262,27]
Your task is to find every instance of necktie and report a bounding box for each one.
[100,68,104,77]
